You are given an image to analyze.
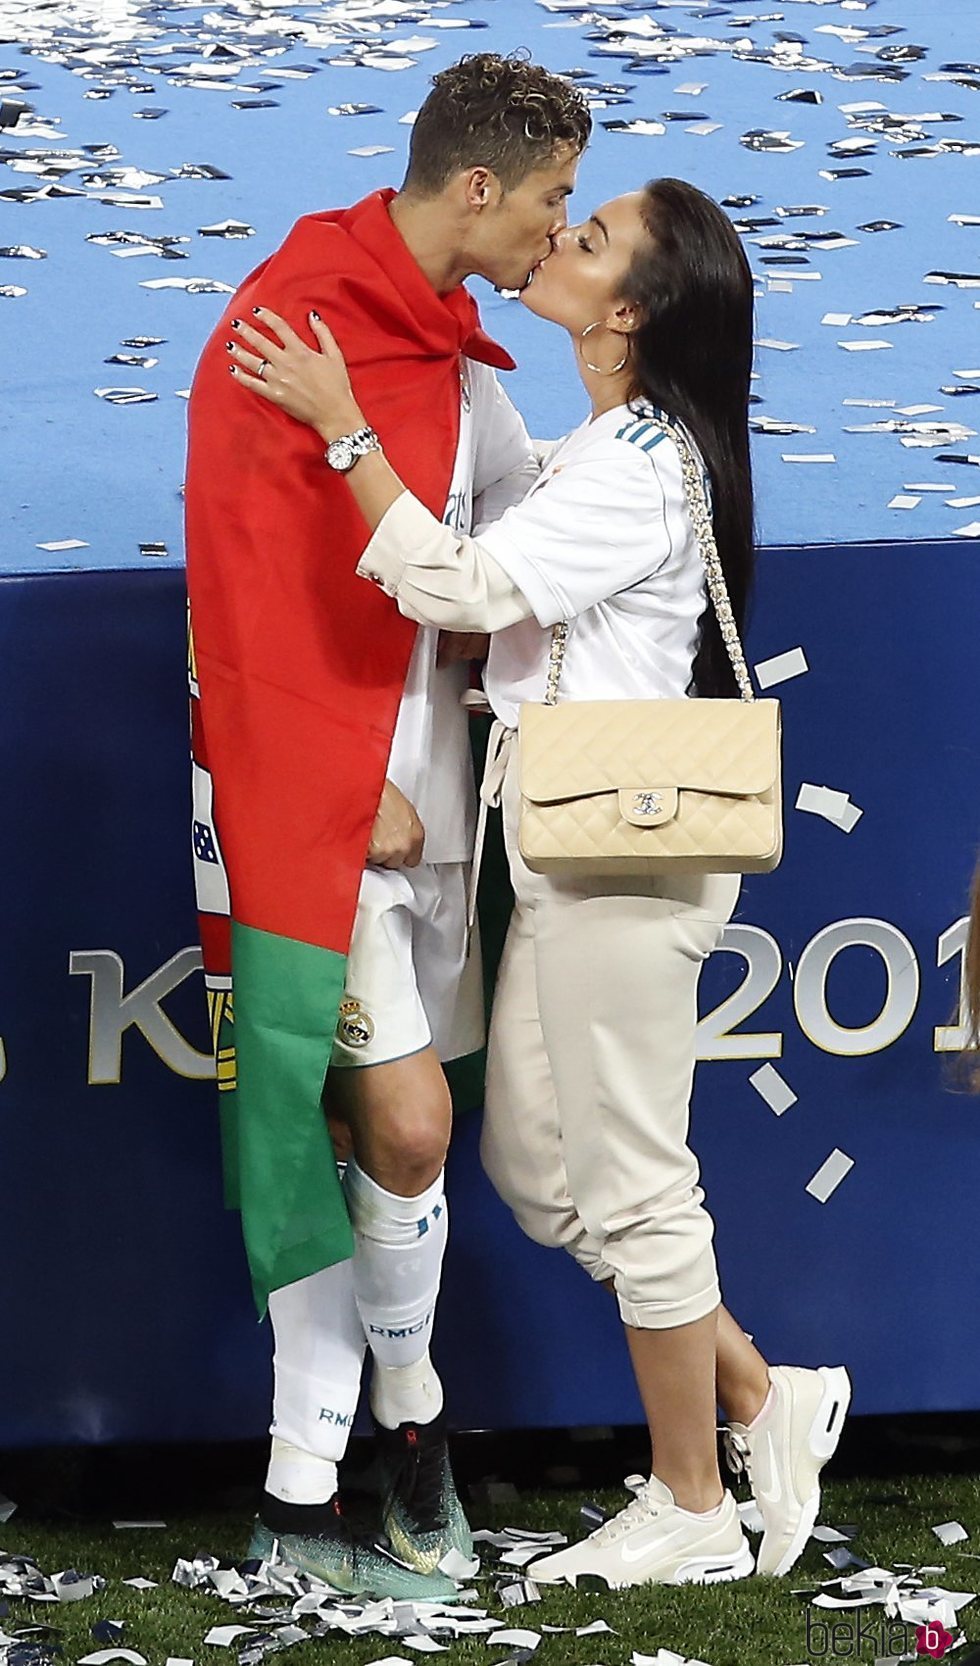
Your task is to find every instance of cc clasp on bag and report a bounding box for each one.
[516,414,783,879]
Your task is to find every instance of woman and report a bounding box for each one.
[227,176,850,1586]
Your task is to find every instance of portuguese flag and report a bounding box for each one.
[185,190,513,1314]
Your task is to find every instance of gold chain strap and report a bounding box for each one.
[544,415,755,707]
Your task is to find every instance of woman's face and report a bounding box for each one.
[519,190,649,334]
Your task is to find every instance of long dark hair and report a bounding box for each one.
[621,178,755,698]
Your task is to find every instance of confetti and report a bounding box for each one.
[77,1653,146,1665]
[93,387,158,405]
[198,220,255,238]
[796,783,863,830]
[806,1149,855,1203]
[754,646,809,688]
[748,1063,798,1116]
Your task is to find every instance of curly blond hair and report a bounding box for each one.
[405,52,591,195]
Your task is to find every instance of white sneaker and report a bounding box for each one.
[527,1476,754,1590]
[725,1364,851,1578]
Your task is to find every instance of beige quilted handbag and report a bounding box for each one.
[517,416,782,877]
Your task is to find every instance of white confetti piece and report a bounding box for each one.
[755,337,800,351]
[953,521,980,537]
[887,494,921,509]
[78,1654,147,1666]
[349,145,395,157]
[606,119,666,137]
[796,782,862,830]
[400,1638,447,1654]
[52,1571,102,1601]
[112,1520,166,1529]
[947,495,980,508]
[837,338,893,351]
[164,1659,194,1666]
[821,311,852,325]
[36,539,89,551]
[754,646,808,688]
[140,276,234,292]
[485,1629,541,1648]
[737,1498,766,1534]
[806,1149,854,1203]
[122,1579,159,1590]
[782,453,837,463]
[438,1548,480,1580]
[203,1626,256,1646]
[749,1063,798,1117]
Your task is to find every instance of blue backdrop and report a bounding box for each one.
[2,0,980,1445]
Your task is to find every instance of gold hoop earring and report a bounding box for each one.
[581,321,628,376]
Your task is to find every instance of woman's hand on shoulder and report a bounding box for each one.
[226,306,364,441]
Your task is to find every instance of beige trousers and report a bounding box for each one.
[481,741,740,1331]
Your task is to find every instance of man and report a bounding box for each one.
[185,53,590,1599]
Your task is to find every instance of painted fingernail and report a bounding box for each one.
[252,306,262,315]
[225,341,233,351]
[229,365,236,374]
[230,318,240,329]
[310,310,320,321]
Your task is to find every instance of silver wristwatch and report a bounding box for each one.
[324,425,381,473]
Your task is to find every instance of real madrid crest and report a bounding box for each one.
[338,997,375,1050]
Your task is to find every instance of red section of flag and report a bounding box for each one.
[198,910,231,980]
[186,189,513,963]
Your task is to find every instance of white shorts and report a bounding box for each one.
[331,861,484,1070]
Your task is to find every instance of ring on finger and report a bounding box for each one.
[256,358,268,381]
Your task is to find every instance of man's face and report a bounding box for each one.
[470,144,581,292]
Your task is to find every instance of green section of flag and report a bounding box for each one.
[231,920,354,1315]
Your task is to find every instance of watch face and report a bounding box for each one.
[329,440,354,472]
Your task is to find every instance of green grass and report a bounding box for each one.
[4,1476,980,1666]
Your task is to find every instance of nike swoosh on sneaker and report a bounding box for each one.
[755,1431,784,1506]
[619,1524,700,1565]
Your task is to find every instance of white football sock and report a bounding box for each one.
[265,1439,339,1508]
[343,1159,448,1427]
[266,1256,366,1502]
[372,1352,445,1431]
